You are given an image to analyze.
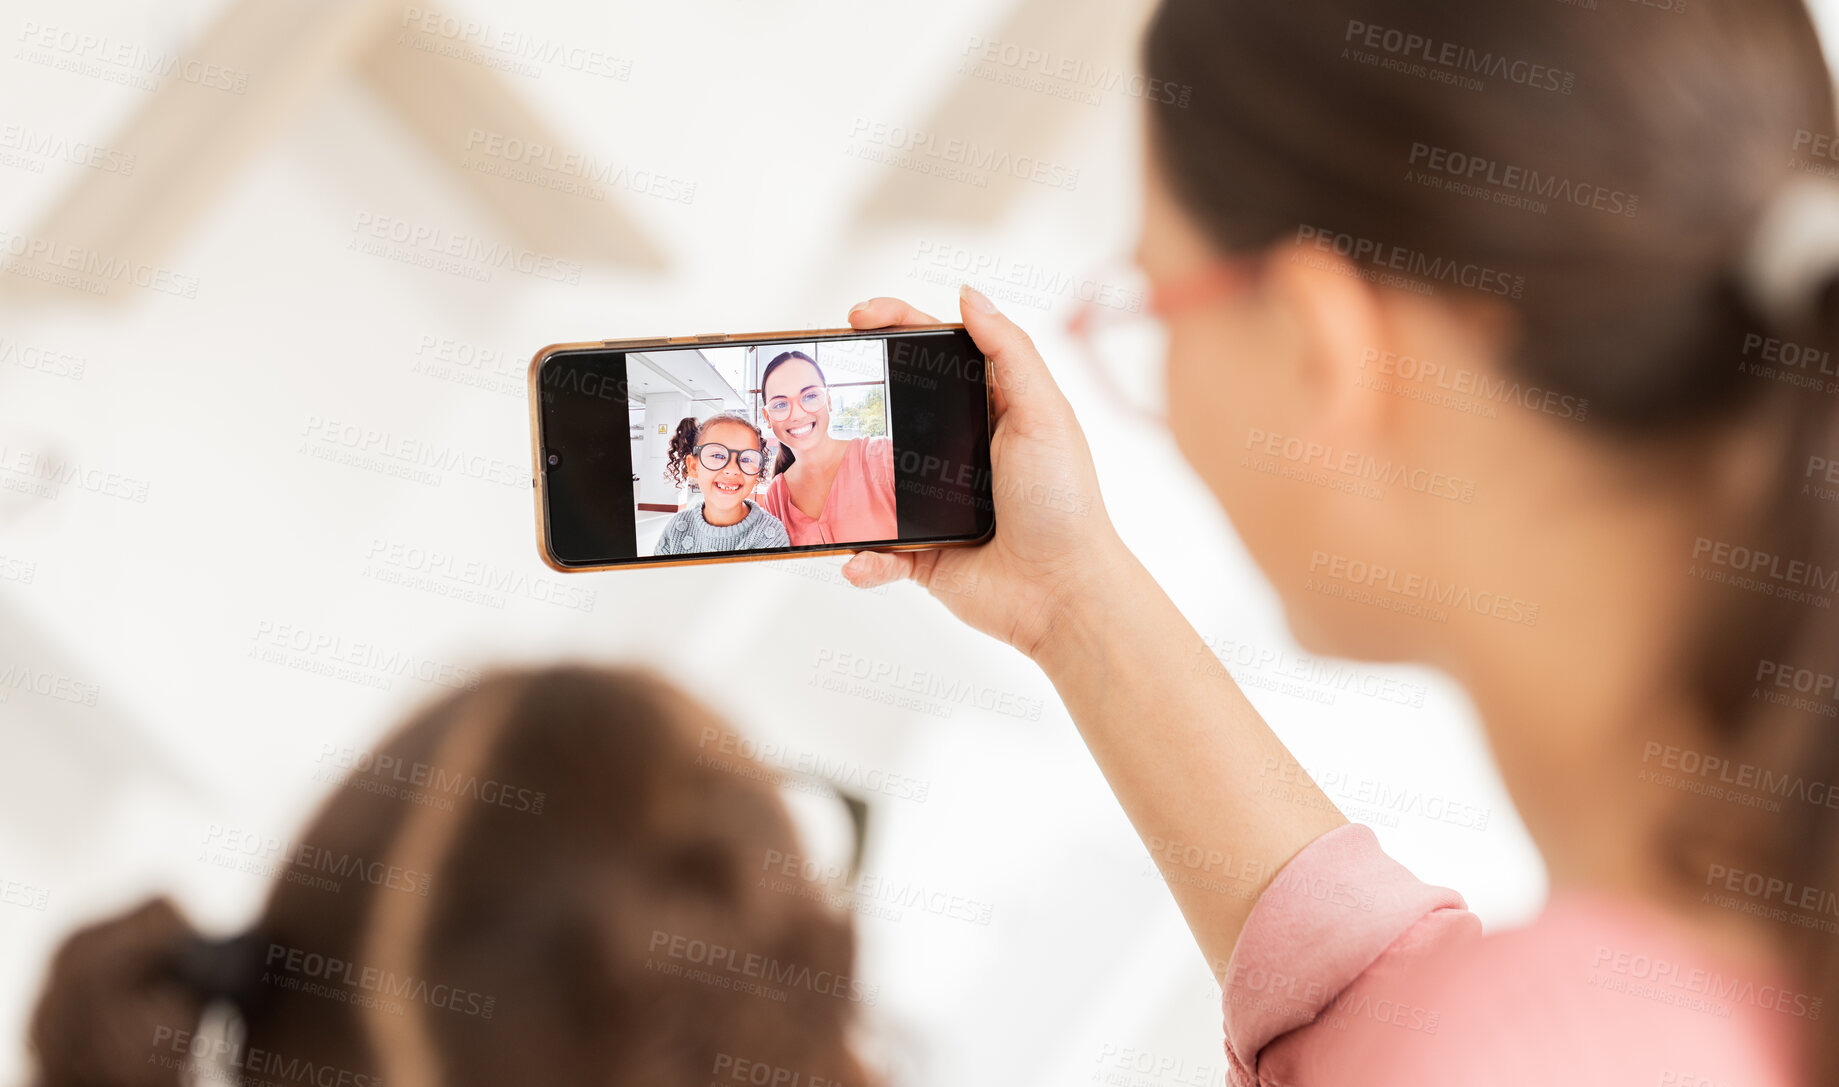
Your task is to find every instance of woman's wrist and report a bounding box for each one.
[1028,533,1147,675]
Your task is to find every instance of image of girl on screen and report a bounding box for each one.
[758,351,898,546]
[653,414,790,556]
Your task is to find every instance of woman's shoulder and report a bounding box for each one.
[1231,826,1804,1086]
[855,435,894,483]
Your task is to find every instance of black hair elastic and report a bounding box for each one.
[173,931,270,1017]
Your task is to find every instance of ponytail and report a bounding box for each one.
[1694,224,1839,1084]
[29,897,260,1087]
[665,416,700,489]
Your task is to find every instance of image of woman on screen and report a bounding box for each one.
[758,351,897,546]
[653,414,790,556]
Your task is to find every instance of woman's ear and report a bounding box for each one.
[1263,237,1395,445]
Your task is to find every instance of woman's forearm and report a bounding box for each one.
[1034,542,1349,978]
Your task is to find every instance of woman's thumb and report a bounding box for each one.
[958,284,1057,409]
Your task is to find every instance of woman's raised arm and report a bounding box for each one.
[843,286,1348,975]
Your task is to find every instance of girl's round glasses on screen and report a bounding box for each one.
[764,385,826,419]
[1065,259,1252,425]
[692,443,764,475]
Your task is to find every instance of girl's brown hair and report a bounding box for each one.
[666,413,770,489]
[1145,0,1839,1076]
[28,668,871,1087]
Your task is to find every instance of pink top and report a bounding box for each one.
[762,436,897,547]
[1224,824,1806,1086]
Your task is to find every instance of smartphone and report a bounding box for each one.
[529,325,995,571]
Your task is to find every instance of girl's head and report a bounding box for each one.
[760,352,831,474]
[1140,0,1839,1071]
[28,668,870,1087]
[667,413,769,515]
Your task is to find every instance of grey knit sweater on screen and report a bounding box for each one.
[653,499,791,556]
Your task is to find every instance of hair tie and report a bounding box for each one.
[1740,175,1839,332]
[174,931,268,1014]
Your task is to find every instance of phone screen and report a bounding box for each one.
[536,328,994,568]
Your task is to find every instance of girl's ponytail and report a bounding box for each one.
[665,416,701,488]
[30,897,230,1087]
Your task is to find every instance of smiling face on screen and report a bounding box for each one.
[762,356,832,456]
[688,418,763,521]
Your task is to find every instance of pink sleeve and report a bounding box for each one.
[1221,824,1478,1085]
[869,436,894,488]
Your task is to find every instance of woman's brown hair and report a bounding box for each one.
[1145,0,1839,1077]
[28,667,871,1087]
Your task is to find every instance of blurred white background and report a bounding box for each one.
[3,1,1836,1084]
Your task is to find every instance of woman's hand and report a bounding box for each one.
[841,285,1133,660]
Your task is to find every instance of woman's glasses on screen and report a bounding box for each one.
[764,385,826,419]
[692,443,765,475]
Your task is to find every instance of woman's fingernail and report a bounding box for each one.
[960,283,998,315]
[848,300,873,317]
